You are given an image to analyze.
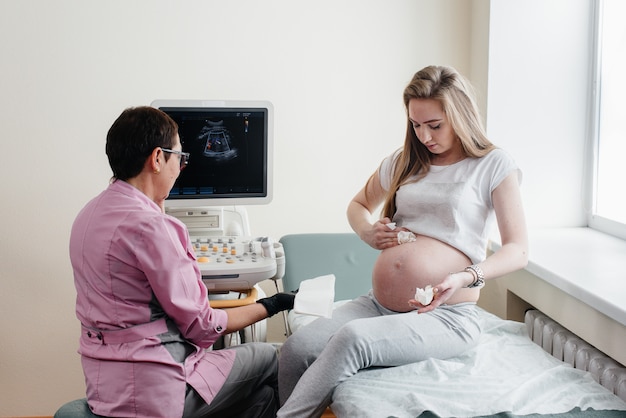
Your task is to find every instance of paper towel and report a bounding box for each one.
[293,274,336,318]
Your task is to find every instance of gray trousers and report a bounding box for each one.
[277,292,481,418]
[183,342,279,418]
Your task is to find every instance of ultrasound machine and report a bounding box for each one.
[151,99,284,345]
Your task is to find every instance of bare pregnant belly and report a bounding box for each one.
[372,235,480,312]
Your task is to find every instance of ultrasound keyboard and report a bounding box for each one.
[192,236,284,291]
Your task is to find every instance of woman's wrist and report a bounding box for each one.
[464,264,485,288]
[450,271,475,288]
[459,271,476,288]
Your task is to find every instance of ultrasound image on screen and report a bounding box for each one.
[161,108,268,200]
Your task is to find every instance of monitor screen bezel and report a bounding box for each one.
[151,99,274,208]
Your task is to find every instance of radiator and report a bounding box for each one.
[525,309,626,402]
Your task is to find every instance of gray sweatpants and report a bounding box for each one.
[183,342,279,418]
[277,292,481,418]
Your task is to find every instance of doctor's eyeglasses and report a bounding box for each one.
[161,148,190,170]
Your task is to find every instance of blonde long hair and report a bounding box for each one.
[380,65,496,219]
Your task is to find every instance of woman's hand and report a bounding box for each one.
[408,271,471,314]
[348,171,413,250]
[361,217,409,250]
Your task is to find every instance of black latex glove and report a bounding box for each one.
[257,292,295,317]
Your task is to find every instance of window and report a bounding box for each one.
[589,0,626,240]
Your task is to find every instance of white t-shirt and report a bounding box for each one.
[378,148,521,264]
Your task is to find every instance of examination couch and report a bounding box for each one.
[278,233,626,418]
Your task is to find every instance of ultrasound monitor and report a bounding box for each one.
[152,100,273,236]
[152,100,273,207]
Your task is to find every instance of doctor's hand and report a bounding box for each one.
[257,292,295,317]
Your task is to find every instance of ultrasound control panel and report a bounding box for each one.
[193,236,284,292]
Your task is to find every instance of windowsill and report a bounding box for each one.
[489,227,626,327]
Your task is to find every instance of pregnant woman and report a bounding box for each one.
[277,65,529,418]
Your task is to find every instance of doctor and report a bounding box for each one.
[70,106,294,418]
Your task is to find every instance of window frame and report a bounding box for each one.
[587,0,626,241]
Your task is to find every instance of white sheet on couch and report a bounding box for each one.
[331,308,626,417]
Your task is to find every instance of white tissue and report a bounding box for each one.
[397,230,417,244]
[414,285,434,305]
[293,274,336,318]
[387,223,417,244]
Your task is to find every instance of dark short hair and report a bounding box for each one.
[105,106,179,180]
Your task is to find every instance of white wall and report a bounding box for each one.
[486,0,593,229]
[0,1,482,415]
